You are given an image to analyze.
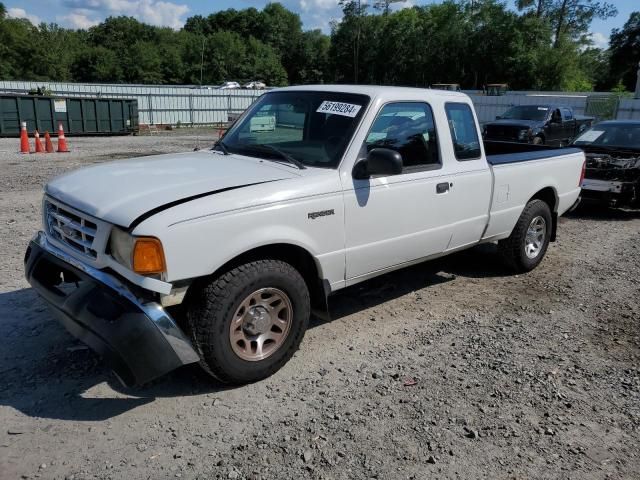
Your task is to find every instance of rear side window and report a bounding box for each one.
[561,108,573,120]
[365,102,439,170]
[445,103,481,160]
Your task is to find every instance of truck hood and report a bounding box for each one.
[45,150,298,228]
[486,119,543,129]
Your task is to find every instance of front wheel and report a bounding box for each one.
[498,199,552,272]
[186,260,310,384]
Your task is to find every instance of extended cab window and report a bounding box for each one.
[365,102,439,169]
[445,103,481,160]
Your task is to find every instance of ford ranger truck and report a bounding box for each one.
[24,86,585,386]
[483,105,594,146]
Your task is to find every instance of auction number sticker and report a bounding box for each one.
[317,101,362,117]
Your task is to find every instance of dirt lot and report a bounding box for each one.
[0,132,639,480]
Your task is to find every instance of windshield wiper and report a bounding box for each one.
[244,144,306,170]
[213,140,230,155]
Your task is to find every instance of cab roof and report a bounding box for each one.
[273,84,469,102]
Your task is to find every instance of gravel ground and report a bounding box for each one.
[0,133,639,480]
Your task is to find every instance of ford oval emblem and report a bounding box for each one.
[60,222,76,238]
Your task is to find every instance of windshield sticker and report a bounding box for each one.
[317,101,362,117]
[578,130,604,142]
[537,107,549,111]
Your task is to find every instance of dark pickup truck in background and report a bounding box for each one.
[483,105,595,146]
[572,120,640,208]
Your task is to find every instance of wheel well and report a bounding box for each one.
[210,244,328,314]
[530,187,558,241]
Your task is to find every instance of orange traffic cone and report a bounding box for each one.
[33,130,45,153]
[44,131,54,153]
[56,122,69,153]
[19,122,30,154]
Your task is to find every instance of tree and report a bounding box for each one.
[290,29,330,84]
[516,0,553,18]
[373,0,405,15]
[71,46,123,82]
[336,0,370,83]
[516,0,617,48]
[0,1,627,90]
[609,12,640,91]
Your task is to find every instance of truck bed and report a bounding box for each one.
[484,140,581,165]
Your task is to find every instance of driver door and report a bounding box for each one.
[341,102,454,282]
[548,109,564,146]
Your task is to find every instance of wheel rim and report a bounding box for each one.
[229,288,293,362]
[525,215,546,259]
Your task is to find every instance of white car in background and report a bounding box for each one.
[217,81,241,90]
[244,81,267,90]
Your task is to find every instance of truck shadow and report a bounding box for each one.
[323,243,505,325]
[0,245,510,421]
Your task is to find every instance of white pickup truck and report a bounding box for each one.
[25,86,585,386]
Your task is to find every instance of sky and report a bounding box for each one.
[4,0,638,48]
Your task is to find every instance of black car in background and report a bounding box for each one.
[483,105,594,146]
[572,120,640,208]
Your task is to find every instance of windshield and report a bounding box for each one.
[573,123,640,150]
[501,106,549,121]
[221,91,370,169]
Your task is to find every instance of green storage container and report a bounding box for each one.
[0,94,139,137]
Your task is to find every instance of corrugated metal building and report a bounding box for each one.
[0,81,263,126]
[1,81,639,127]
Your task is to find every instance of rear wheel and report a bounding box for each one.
[186,260,310,384]
[498,199,552,272]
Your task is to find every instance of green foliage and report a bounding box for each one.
[0,1,629,91]
[609,12,640,92]
[515,0,617,48]
[610,80,632,97]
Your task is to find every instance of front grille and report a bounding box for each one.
[45,200,98,259]
[485,125,522,141]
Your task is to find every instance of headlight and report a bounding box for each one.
[518,128,533,140]
[109,227,166,275]
[110,227,135,269]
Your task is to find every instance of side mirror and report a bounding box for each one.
[353,148,403,179]
[495,115,502,120]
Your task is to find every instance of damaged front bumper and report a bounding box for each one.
[581,178,638,207]
[24,231,200,386]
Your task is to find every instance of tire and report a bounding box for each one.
[186,260,310,384]
[532,136,544,145]
[498,199,553,273]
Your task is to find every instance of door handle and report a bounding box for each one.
[436,182,451,194]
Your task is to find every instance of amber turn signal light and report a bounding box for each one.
[132,237,166,274]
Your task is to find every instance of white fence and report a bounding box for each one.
[1,81,639,126]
